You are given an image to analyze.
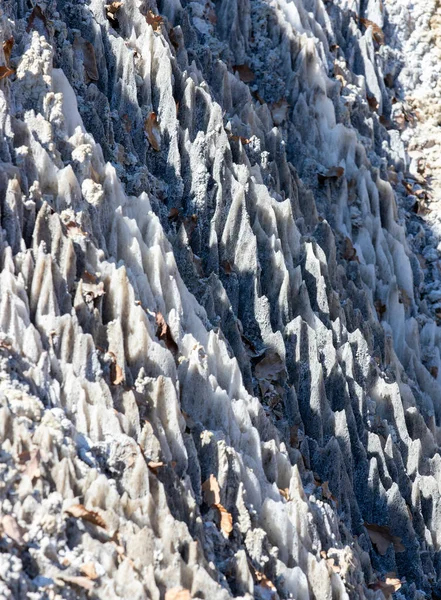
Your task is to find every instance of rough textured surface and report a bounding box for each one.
[0,0,440,598]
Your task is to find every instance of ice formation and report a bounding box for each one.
[0,0,441,597]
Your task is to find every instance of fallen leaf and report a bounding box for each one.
[155,312,179,355]
[215,503,233,536]
[105,1,123,20]
[165,588,192,600]
[146,10,163,31]
[367,94,379,111]
[255,351,285,381]
[3,38,13,66]
[80,562,99,580]
[270,99,289,125]
[65,504,107,530]
[232,64,255,83]
[202,474,221,505]
[147,461,165,474]
[255,570,277,591]
[364,522,405,555]
[368,576,402,597]
[0,66,14,80]
[430,366,438,379]
[82,270,98,284]
[73,37,99,82]
[279,488,291,501]
[168,207,180,221]
[111,362,124,385]
[318,166,345,182]
[228,134,251,144]
[145,112,161,151]
[2,515,25,545]
[359,17,385,44]
[56,574,95,591]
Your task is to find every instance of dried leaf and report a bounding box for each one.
[2,515,25,546]
[364,522,405,555]
[111,362,124,385]
[168,207,180,221]
[255,351,285,381]
[270,99,289,125]
[145,112,161,151]
[165,588,192,600]
[56,574,95,591]
[202,474,221,506]
[215,503,233,536]
[255,570,277,591]
[367,94,379,111]
[318,166,345,182]
[65,220,87,237]
[105,2,123,20]
[155,312,179,355]
[279,488,291,501]
[65,504,107,530]
[232,64,255,83]
[147,461,165,474]
[80,562,99,580]
[368,576,402,597]
[430,366,438,379]
[359,17,385,44]
[228,134,251,144]
[0,66,14,80]
[3,38,13,66]
[146,10,163,31]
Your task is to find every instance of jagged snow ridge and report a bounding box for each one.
[0,0,440,598]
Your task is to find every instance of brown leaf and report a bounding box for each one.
[168,207,180,221]
[105,2,123,20]
[0,66,14,80]
[232,64,255,83]
[3,38,13,66]
[202,474,221,506]
[359,17,385,44]
[145,112,161,151]
[82,270,97,284]
[368,576,402,597]
[111,362,124,385]
[80,562,99,580]
[155,312,179,355]
[165,588,192,600]
[146,10,163,31]
[318,166,345,182]
[430,366,438,379]
[270,99,289,125]
[255,570,277,591]
[65,504,107,530]
[2,515,25,546]
[26,5,49,36]
[56,574,95,591]
[279,488,291,501]
[228,134,251,145]
[65,220,87,237]
[255,351,285,381]
[364,522,405,555]
[147,461,165,474]
[215,503,233,536]
[367,94,379,111]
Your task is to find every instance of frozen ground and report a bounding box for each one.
[0,0,441,598]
